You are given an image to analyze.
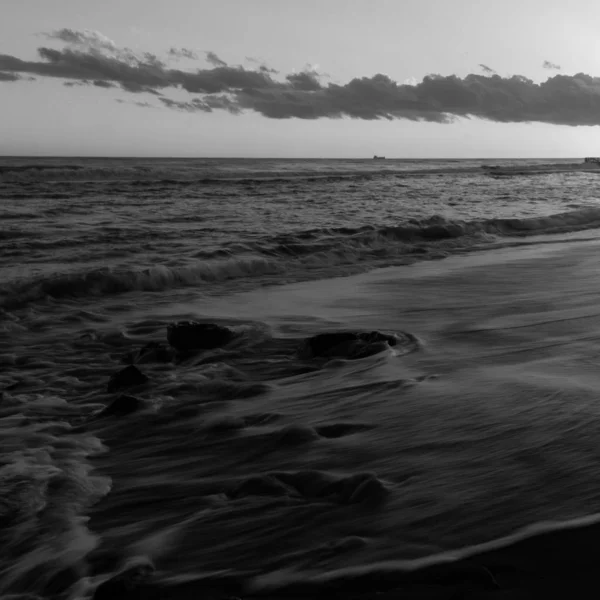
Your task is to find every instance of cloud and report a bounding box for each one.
[44,28,117,52]
[285,70,323,91]
[0,71,22,81]
[5,29,600,126]
[159,95,241,114]
[120,80,161,94]
[479,64,496,74]
[169,47,198,60]
[543,60,561,70]
[246,56,278,73]
[93,79,116,88]
[205,51,227,67]
[116,98,155,108]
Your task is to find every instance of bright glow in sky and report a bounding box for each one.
[2,0,600,157]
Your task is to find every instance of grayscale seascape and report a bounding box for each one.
[6,2,600,596]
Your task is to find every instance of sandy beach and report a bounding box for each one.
[71,233,600,599]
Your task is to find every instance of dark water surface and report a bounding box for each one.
[4,157,600,598]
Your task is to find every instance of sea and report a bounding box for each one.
[4,156,600,598]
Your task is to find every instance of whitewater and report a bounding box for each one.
[4,156,600,599]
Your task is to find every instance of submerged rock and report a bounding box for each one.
[87,548,123,577]
[122,341,174,365]
[228,475,294,499]
[97,395,142,418]
[107,365,149,393]
[92,558,155,600]
[299,330,398,360]
[275,424,321,446]
[166,321,235,352]
[42,565,84,598]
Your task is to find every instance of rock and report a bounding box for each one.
[92,558,155,600]
[275,424,320,446]
[316,423,373,438]
[87,548,123,577]
[346,340,391,359]
[346,474,390,505]
[122,341,174,365]
[299,330,398,360]
[42,565,84,598]
[301,332,358,357]
[167,321,235,352]
[97,395,142,418]
[229,475,293,499]
[107,365,149,393]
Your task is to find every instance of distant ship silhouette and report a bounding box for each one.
[373,155,386,160]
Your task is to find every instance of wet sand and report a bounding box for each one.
[6,235,600,599]
[153,235,600,599]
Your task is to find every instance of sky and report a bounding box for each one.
[2,0,600,157]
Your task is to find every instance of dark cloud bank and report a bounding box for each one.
[1,29,599,126]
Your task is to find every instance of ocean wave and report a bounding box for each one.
[0,164,84,174]
[3,207,600,308]
[261,206,600,259]
[0,394,110,596]
[0,258,285,308]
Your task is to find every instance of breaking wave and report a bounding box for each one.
[3,207,600,309]
[0,394,110,596]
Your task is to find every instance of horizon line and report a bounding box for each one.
[0,155,587,160]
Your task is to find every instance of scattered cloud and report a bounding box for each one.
[246,56,278,73]
[159,95,241,114]
[205,51,227,67]
[120,80,162,94]
[115,98,155,108]
[4,29,600,126]
[93,79,116,88]
[543,60,561,70]
[168,47,198,60]
[44,28,117,52]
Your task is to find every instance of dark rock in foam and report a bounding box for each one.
[122,341,174,365]
[41,565,85,598]
[107,365,149,393]
[97,395,142,418]
[87,548,123,577]
[299,330,398,360]
[228,475,293,499]
[92,558,155,600]
[166,321,235,352]
[316,422,374,438]
[275,424,321,446]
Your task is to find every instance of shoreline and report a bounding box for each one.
[88,514,600,598]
